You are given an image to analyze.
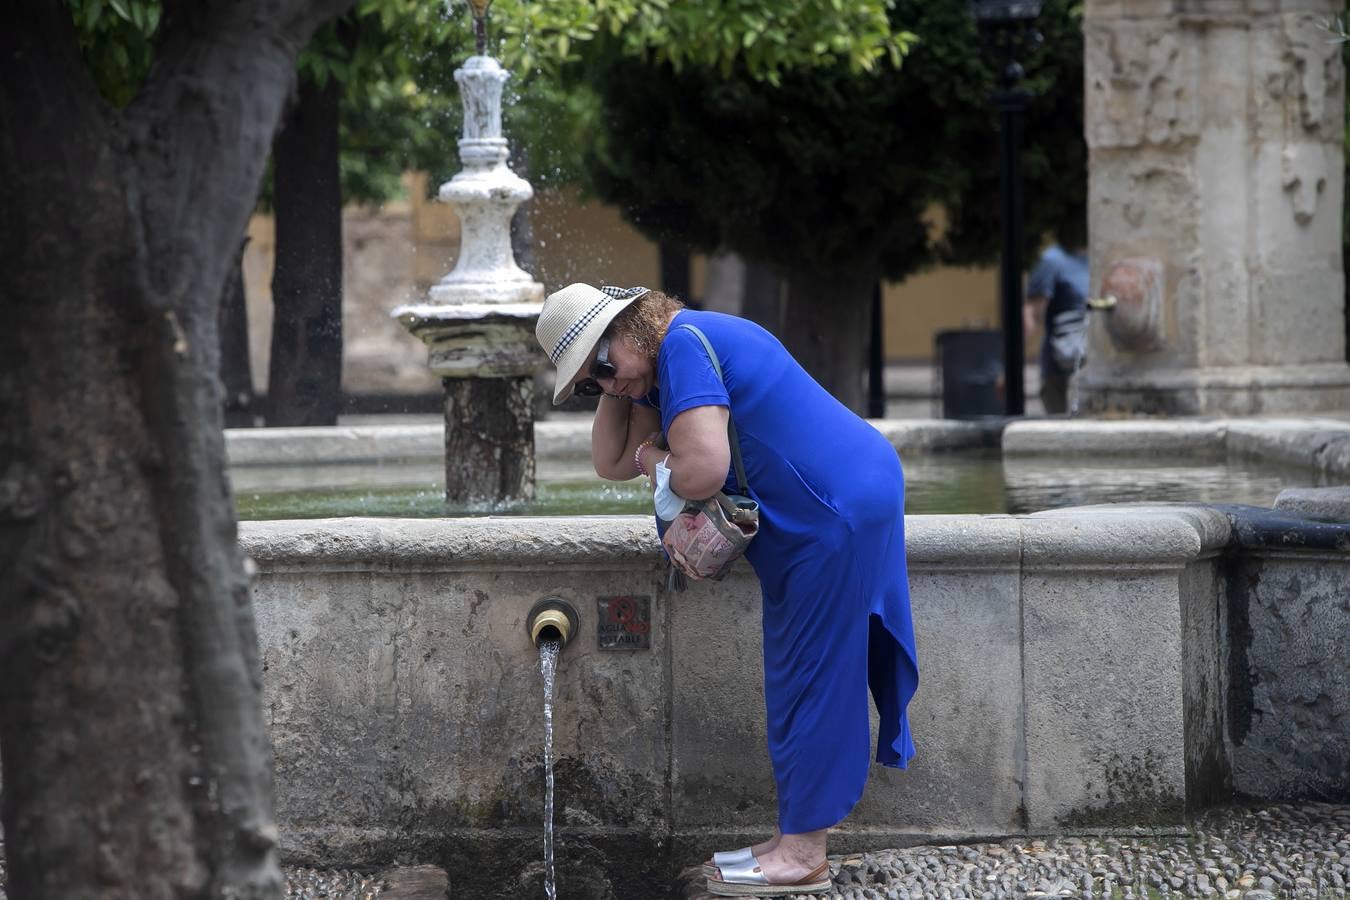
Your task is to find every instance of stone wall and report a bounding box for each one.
[1080,0,1350,414]
[1223,500,1350,801]
[240,507,1236,886]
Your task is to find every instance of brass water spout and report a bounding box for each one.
[527,597,579,649]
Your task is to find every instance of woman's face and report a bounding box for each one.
[587,331,655,399]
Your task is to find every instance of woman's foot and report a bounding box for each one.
[707,829,827,887]
[738,834,825,886]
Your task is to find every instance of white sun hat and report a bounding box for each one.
[536,283,649,404]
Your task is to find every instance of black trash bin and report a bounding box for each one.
[935,329,1004,419]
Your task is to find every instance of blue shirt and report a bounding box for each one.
[1027,244,1089,376]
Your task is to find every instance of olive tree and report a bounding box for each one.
[0,0,348,896]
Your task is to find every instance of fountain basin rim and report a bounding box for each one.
[224,418,997,468]
[237,507,1231,573]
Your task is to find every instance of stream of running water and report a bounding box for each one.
[539,638,561,900]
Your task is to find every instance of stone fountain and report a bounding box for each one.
[1079,0,1350,415]
[393,0,545,505]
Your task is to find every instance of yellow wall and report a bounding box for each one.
[884,267,1001,362]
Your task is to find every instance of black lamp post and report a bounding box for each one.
[970,0,1042,417]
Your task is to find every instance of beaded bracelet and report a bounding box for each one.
[634,438,657,477]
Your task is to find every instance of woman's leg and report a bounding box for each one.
[750,826,781,856]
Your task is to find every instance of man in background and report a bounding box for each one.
[1024,229,1089,415]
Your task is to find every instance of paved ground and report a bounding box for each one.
[680,803,1350,899]
[2,803,1345,898]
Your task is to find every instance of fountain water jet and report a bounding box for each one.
[539,637,561,900]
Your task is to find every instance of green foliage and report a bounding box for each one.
[580,0,1086,281]
[64,0,158,106]
[66,0,915,206]
[495,0,914,83]
[330,0,914,202]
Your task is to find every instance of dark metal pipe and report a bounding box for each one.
[995,78,1028,417]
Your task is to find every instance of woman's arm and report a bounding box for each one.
[640,405,731,500]
[592,396,663,481]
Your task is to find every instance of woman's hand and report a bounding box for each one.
[591,397,661,481]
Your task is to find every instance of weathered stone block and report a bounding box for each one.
[245,516,669,864]
[669,568,776,831]
[1083,0,1350,414]
[1275,486,1350,520]
[1019,510,1225,828]
[850,517,1024,840]
[1223,508,1350,801]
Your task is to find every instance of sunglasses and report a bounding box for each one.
[573,338,618,398]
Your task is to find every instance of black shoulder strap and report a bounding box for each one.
[678,324,748,495]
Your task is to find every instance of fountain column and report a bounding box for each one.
[1079,1,1350,415]
[393,6,544,505]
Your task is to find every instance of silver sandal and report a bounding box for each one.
[706,857,832,896]
[701,846,754,878]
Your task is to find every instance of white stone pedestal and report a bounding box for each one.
[1080,1,1350,415]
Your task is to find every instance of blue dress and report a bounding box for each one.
[641,309,918,834]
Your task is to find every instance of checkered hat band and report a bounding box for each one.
[548,286,649,364]
[550,298,608,363]
[600,285,648,301]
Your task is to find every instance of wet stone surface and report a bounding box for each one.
[1,804,1348,898]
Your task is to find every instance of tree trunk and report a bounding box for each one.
[221,236,257,427]
[659,240,692,303]
[700,250,746,316]
[267,71,344,426]
[0,1,347,896]
[778,265,877,414]
[444,377,536,507]
[868,282,886,419]
[740,259,785,334]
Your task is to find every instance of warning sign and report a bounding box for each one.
[596,595,652,650]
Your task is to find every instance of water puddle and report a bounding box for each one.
[539,638,561,899]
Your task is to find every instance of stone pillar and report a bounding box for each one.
[1079,1,1350,415]
[393,55,545,506]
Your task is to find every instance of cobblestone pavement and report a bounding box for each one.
[681,803,1350,900]
[284,867,387,898]
[0,803,1346,898]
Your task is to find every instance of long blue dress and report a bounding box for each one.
[642,309,919,834]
